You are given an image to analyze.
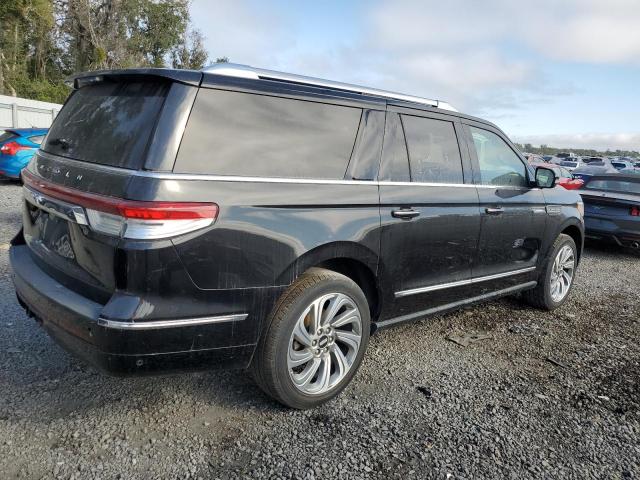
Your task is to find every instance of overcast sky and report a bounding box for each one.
[191,0,640,151]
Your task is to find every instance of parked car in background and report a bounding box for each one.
[542,155,563,165]
[524,153,545,163]
[0,128,48,179]
[530,162,584,190]
[573,165,620,182]
[610,158,637,172]
[578,174,640,250]
[582,157,635,173]
[560,158,586,171]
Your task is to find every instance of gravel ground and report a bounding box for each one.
[0,178,638,480]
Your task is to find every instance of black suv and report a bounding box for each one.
[10,64,584,409]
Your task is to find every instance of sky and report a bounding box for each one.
[191,0,640,151]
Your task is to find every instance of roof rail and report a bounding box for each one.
[202,63,457,112]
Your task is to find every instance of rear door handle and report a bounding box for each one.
[485,207,504,215]
[392,209,420,220]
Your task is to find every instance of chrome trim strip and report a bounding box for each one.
[202,63,458,112]
[34,152,531,190]
[394,266,536,298]
[379,281,538,329]
[23,185,88,225]
[97,313,248,330]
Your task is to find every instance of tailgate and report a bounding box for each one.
[17,73,198,303]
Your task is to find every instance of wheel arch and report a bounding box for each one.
[275,242,381,321]
[559,221,584,263]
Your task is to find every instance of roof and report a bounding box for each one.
[202,63,458,112]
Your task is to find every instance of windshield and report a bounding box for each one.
[42,80,169,169]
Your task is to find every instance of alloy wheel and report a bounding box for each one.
[550,244,575,302]
[287,292,362,395]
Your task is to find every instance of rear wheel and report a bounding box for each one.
[251,268,370,409]
[523,234,577,310]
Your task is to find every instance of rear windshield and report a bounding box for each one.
[561,161,577,167]
[42,80,168,169]
[585,178,640,194]
[0,131,16,143]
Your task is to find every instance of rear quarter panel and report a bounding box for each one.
[125,175,381,290]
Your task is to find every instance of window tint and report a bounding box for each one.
[402,115,463,184]
[585,179,640,194]
[469,127,528,187]
[0,132,16,143]
[558,167,572,178]
[345,110,384,181]
[42,80,169,169]
[378,113,409,182]
[175,89,361,179]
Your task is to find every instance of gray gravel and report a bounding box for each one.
[0,178,638,479]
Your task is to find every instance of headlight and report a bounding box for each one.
[577,201,584,218]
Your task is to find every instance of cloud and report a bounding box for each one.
[190,0,293,66]
[190,0,640,149]
[512,132,640,151]
[524,0,640,63]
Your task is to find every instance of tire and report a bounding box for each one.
[251,267,370,409]
[523,233,577,310]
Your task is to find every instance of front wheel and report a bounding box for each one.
[523,233,577,310]
[251,268,370,409]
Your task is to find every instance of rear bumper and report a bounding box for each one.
[0,154,29,178]
[584,215,640,247]
[10,244,279,375]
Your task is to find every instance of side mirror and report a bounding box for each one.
[535,167,556,188]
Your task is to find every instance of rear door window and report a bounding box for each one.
[42,80,169,169]
[401,115,463,184]
[469,126,528,187]
[175,89,361,179]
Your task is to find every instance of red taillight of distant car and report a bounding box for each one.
[0,141,30,156]
[631,206,640,217]
[558,178,584,190]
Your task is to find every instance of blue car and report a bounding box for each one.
[0,128,48,179]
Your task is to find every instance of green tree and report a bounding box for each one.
[1,0,225,103]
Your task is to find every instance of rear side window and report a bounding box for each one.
[42,80,169,169]
[176,89,361,179]
[28,135,45,145]
[401,115,463,184]
[469,126,528,187]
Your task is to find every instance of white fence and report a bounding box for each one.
[0,95,62,130]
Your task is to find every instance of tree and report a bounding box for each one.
[171,28,208,70]
[0,0,226,103]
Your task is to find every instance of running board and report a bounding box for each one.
[373,281,537,331]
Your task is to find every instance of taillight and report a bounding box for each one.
[22,170,218,239]
[631,206,640,217]
[0,141,30,156]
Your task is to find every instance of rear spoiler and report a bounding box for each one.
[65,68,203,89]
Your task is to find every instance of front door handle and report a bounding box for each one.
[392,208,420,220]
[485,207,504,215]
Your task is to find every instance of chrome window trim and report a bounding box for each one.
[97,313,248,330]
[34,152,535,189]
[394,266,536,298]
